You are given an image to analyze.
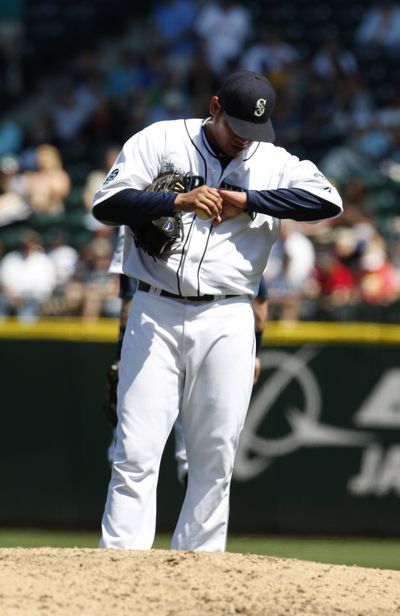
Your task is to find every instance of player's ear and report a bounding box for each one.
[209,96,220,116]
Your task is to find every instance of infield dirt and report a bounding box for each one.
[1,547,400,615]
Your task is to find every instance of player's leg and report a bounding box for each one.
[100,292,184,549]
[171,296,255,551]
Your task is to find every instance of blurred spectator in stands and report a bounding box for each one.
[109,49,175,137]
[270,78,308,157]
[74,68,106,122]
[0,229,57,322]
[0,0,26,99]
[319,122,394,183]
[71,48,99,87]
[300,75,344,158]
[264,254,304,321]
[146,87,191,124]
[51,83,91,145]
[41,236,119,319]
[82,144,120,234]
[195,0,252,76]
[240,26,300,78]
[311,37,359,85]
[180,52,219,118]
[264,221,315,321]
[328,179,372,231]
[0,154,30,227]
[21,144,71,216]
[78,237,120,320]
[357,230,400,306]
[331,225,366,277]
[306,243,358,321]
[45,228,79,290]
[0,109,24,157]
[149,0,199,78]
[81,97,127,153]
[310,38,360,145]
[104,49,149,103]
[336,75,376,132]
[354,0,400,59]
[18,111,55,171]
[39,229,80,317]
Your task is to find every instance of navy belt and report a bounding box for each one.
[137,281,236,302]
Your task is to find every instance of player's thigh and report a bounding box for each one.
[117,294,183,457]
[182,298,255,466]
[191,296,255,409]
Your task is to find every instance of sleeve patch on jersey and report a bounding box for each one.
[102,168,119,187]
[314,172,333,191]
[313,172,327,181]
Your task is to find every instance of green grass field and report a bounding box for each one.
[0,529,399,571]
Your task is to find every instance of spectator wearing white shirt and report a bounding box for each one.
[45,229,79,289]
[195,0,252,75]
[0,230,57,321]
[148,0,199,78]
[264,220,316,321]
[241,27,300,76]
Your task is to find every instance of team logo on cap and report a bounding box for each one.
[253,98,267,118]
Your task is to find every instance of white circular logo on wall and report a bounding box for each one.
[234,347,371,480]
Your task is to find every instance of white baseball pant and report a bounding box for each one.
[100,290,255,551]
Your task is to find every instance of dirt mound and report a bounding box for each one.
[1,547,400,615]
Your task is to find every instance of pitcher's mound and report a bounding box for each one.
[1,547,400,615]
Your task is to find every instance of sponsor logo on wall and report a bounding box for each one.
[234,347,400,497]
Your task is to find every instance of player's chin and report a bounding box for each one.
[230,144,247,156]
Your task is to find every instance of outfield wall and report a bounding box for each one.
[0,318,399,536]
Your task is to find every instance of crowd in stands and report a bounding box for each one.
[1,0,400,323]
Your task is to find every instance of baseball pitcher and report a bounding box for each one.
[93,70,342,551]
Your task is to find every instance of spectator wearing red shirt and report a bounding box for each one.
[358,239,399,305]
[307,246,358,320]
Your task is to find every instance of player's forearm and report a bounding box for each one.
[246,188,342,221]
[92,189,175,226]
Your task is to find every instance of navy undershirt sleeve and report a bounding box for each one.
[92,189,176,225]
[246,188,341,221]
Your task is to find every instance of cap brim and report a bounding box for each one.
[224,113,275,143]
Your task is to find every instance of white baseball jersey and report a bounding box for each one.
[93,118,342,298]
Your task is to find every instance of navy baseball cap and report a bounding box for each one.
[217,71,275,142]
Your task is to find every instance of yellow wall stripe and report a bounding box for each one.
[262,321,400,345]
[0,318,119,342]
[0,318,400,345]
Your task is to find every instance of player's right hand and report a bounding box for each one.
[174,186,223,221]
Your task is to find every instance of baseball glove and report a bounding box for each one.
[129,171,203,259]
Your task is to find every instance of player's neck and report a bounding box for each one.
[202,119,233,168]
